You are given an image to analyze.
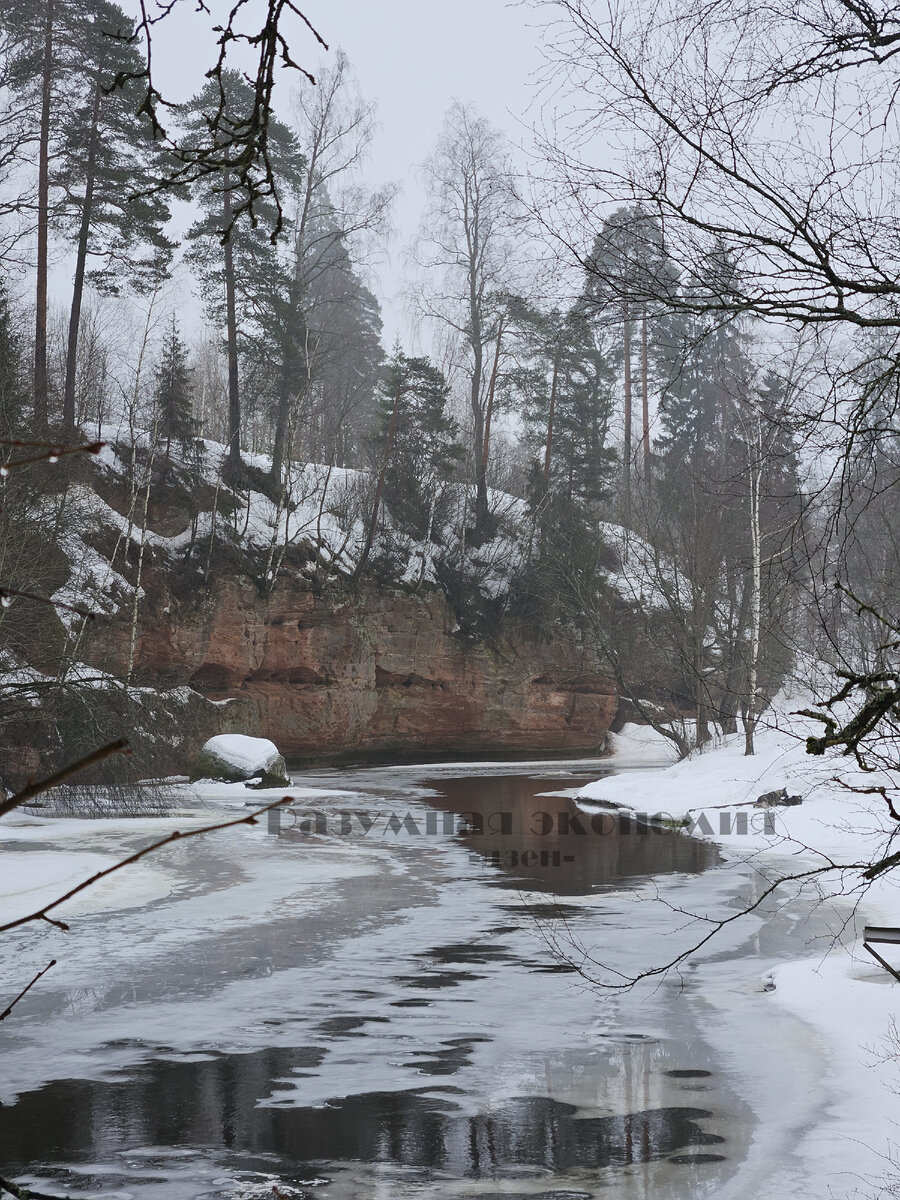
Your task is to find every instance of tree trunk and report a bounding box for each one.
[482,314,504,473]
[270,365,291,485]
[543,352,560,481]
[696,676,711,748]
[223,176,241,477]
[33,0,53,429]
[466,206,487,532]
[641,308,650,482]
[622,301,632,521]
[270,235,307,483]
[743,413,763,756]
[63,81,101,432]
[470,339,488,531]
[693,573,711,748]
[720,569,751,734]
[127,436,157,684]
[418,488,438,590]
[354,378,402,581]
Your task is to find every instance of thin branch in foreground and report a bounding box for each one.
[0,587,97,619]
[0,796,295,934]
[0,959,56,1023]
[109,0,328,239]
[535,857,865,990]
[0,441,105,474]
[833,776,900,824]
[0,439,95,449]
[0,739,131,820]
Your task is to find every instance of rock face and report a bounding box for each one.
[191,734,290,787]
[92,574,618,768]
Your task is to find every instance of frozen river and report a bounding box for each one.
[0,761,853,1199]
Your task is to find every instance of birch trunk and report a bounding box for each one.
[622,301,632,523]
[222,176,241,477]
[543,353,560,481]
[641,309,650,482]
[744,413,763,756]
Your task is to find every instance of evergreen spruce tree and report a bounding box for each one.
[285,202,385,470]
[646,246,804,743]
[511,301,617,507]
[154,317,196,458]
[355,349,462,579]
[0,279,24,437]
[654,247,753,489]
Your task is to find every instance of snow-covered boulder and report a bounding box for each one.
[190,734,290,788]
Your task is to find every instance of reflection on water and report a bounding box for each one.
[0,1047,723,1175]
[423,774,720,894]
[0,765,737,1199]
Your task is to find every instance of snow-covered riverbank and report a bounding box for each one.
[578,704,900,1196]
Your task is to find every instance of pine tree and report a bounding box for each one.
[584,205,678,508]
[376,349,463,540]
[53,0,173,430]
[1,0,82,427]
[183,70,303,479]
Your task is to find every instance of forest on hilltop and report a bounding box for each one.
[0,0,896,796]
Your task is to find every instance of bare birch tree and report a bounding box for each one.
[411,102,522,537]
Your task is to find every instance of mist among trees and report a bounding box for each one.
[0,0,894,799]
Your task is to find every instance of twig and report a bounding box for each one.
[0,439,95,448]
[0,796,294,934]
[0,960,56,1022]
[0,587,97,619]
[0,441,104,473]
[0,739,131,819]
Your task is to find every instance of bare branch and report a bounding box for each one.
[0,796,294,934]
[0,739,131,820]
[0,441,104,474]
[105,1,329,239]
[0,587,97,619]
[0,960,56,1023]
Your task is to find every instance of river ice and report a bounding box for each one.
[0,760,866,1199]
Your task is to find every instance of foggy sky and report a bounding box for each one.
[144,0,546,344]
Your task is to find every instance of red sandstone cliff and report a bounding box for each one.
[93,573,617,763]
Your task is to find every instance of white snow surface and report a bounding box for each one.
[579,688,900,1194]
[198,734,283,775]
[604,720,682,766]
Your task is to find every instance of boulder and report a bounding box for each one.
[191,734,290,788]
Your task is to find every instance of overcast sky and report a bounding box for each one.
[144,0,548,344]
